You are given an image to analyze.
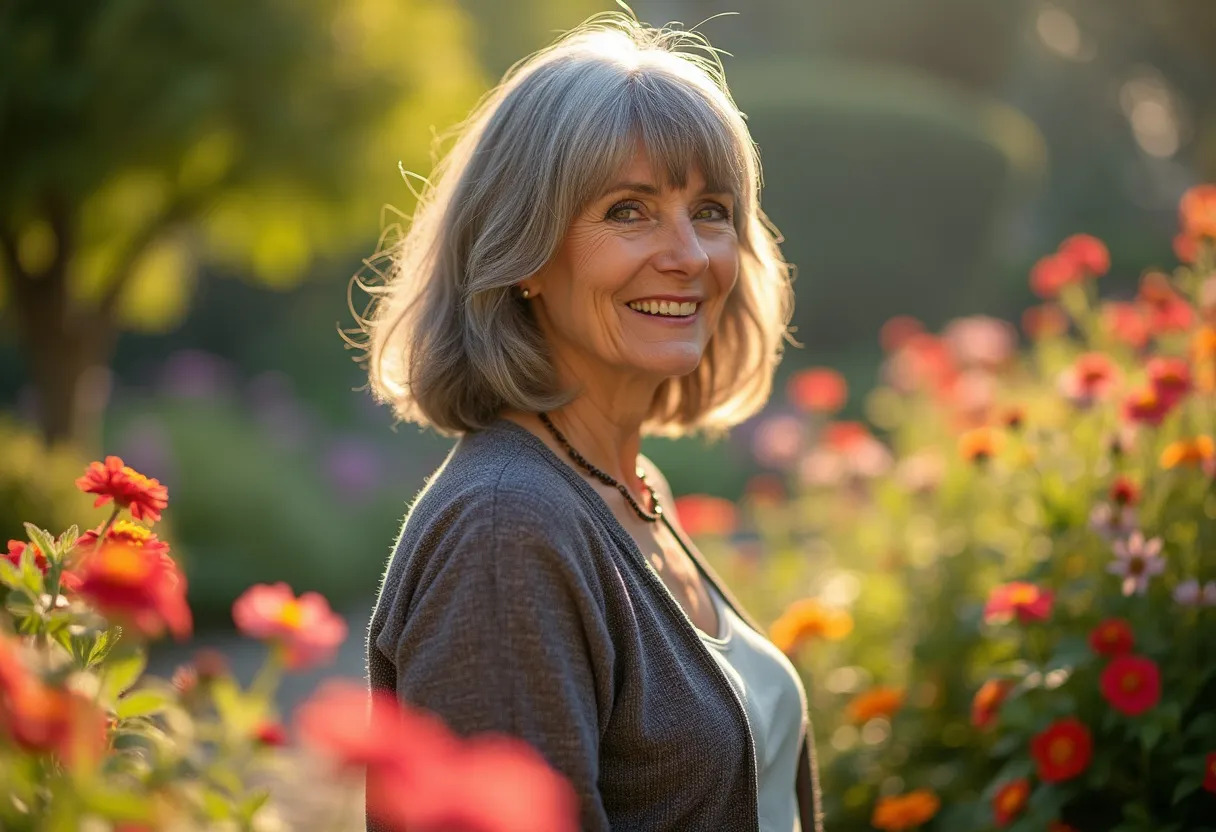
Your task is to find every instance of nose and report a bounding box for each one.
[653,214,710,277]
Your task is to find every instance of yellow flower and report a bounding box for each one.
[769,598,853,654]
[847,685,905,724]
[872,789,941,831]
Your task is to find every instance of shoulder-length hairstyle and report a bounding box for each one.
[352,14,795,439]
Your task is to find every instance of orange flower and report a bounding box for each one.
[992,778,1030,826]
[1174,232,1200,264]
[232,582,347,670]
[971,678,1013,728]
[1192,327,1216,393]
[959,427,1004,464]
[673,495,739,538]
[76,542,192,640]
[76,456,169,524]
[1180,184,1216,239]
[788,367,848,413]
[1021,304,1069,340]
[1160,436,1215,469]
[769,598,852,654]
[847,686,904,723]
[0,635,107,770]
[871,790,940,831]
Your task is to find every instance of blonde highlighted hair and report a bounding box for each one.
[351,13,795,438]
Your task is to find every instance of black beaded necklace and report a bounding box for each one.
[538,411,662,523]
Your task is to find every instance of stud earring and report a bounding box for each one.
[520,287,531,299]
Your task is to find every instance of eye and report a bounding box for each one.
[606,200,645,223]
[693,202,732,221]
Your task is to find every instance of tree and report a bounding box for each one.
[0,0,482,448]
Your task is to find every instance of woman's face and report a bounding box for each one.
[531,147,740,391]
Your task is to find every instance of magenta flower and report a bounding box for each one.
[1108,532,1165,596]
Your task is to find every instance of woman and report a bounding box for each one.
[361,15,822,832]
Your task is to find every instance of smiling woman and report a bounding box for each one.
[355,12,819,832]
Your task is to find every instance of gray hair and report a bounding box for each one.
[352,14,795,438]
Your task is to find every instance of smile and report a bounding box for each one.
[626,299,699,318]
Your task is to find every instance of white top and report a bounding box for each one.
[697,580,808,832]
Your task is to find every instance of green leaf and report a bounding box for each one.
[237,789,272,823]
[87,626,123,667]
[23,523,59,562]
[58,524,80,554]
[116,688,174,719]
[101,649,148,704]
[1141,720,1164,752]
[1172,777,1202,805]
[0,558,22,589]
[80,786,155,821]
[5,589,36,618]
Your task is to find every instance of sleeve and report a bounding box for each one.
[383,491,613,832]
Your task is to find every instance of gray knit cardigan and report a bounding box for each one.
[366,419,824,831]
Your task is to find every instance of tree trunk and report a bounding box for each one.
[4,230,115,454]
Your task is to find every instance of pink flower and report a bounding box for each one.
[232,583,347,670]
[1108,532,1165,596]
[1173,579,1216,607]
[297,680,580,832]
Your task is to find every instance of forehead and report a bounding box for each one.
[609,144,714,194]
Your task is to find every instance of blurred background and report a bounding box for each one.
[2,0,1214,702]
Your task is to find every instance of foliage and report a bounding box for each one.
[692,186,1216,830]
[0,456,579,831]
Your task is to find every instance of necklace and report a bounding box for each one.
[538,411,662,523]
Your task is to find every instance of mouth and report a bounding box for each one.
[625,299,700,321]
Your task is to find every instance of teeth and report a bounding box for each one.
[627,300,699,317]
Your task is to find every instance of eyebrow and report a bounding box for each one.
[600,181,733,199]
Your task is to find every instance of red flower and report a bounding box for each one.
[1121,385,1174,427]
[1109,476,1140,506]
[787,368,848,413]
[880,316,925,352]
[971,679,1014,729]
[253,720,289,747]
[984,582,1053,624]
[232,583,347,671]
[1100,654,1161,716]
[884,333,958,396]
[1089,618,1134,656]
[1058,352,1121,406]
[1030,253,1079,298]
[6,540,49,574]
[1059,234,1110,277]
[1031,718,1093,782]
[1174,232,1200,264]
[1138,272,1195,334]
[76,542,192,640]
[297,680,580,832]
[1022,304,1069,340]
[992,778,1030,826]
[1049,823,1080,832]
[76,519,170,560]
[1204,752,1216,794]
[673,495,739,538]
[1181,184,1216,240]
[1147,357,1193,406]
[1101,302,1151,350]
[75,456,169,524]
